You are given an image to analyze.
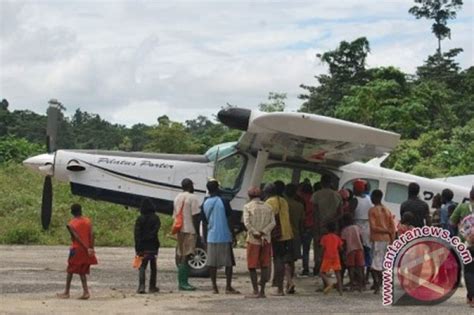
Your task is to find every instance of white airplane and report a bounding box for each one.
[23,102,472,276]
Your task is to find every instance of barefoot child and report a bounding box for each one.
[319,222,343,295]
[58,204,98,299]
[340,213,365,292]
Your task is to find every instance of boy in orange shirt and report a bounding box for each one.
[368,189,396,294]
[319,222,343,295]
[58,204,98,300]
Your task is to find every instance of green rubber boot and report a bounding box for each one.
[178,263,196,291]
[182,263,196,290]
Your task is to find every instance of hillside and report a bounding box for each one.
[0,163,174,247]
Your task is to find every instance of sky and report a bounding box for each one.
[0,0,473,126]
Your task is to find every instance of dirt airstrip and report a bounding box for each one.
[0,245,471,314]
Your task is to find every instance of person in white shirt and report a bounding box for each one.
[173,178,201,291]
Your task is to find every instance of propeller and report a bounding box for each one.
[41,176,53,230]
[41,99,63,230]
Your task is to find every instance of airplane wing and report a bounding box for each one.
[435,175,474,188]
[218,108,400,167]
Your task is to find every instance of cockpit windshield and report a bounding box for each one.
[205,141,246,193]
[205,142,238,161]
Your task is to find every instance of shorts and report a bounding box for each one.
[272,240,294,263]
[247,242,272,269]
[320,257,341,273]
[346,249,365,267]
[371,241,389,271]
[177,232,197,257]
[207,243,235,267]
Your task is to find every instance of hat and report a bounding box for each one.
[353,179,366,193]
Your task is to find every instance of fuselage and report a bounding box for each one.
[23,146,471,219]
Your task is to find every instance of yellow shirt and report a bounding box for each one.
[266,196,294,241]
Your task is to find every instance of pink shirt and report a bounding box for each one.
[341,225,363,254]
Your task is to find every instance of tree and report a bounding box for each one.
[416,48,463,87]
[334,77,429,138]
[118,136,133,152]
[0,99,10,137]
[7,110,47,145]
[454,66,474,125]
[127,123,152,151]
[299,37,371,116]
[409,0,463,54]
[258,92,286,112]
[384,119,474,177]
[0,99,8,111]
[145,120,200,154]
[71,109,126,150]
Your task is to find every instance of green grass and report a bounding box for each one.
[0,163,174,247]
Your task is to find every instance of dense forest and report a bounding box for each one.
[0,0,472,245]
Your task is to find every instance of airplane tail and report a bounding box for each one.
[366,153,390,166]
[435,175,474,188]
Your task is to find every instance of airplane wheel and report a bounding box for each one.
[175,246,210,278]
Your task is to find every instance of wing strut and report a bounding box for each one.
[249,149,269,188]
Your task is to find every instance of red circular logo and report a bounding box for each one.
[396,240,460,303]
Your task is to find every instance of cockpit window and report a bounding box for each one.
[214,153,246,192]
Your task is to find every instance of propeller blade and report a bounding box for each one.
[41,176,53,230]
[46,99,62,153]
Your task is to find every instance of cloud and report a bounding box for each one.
[0,0,472,126]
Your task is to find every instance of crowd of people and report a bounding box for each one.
[56,177,474,308]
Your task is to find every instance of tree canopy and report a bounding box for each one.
[1,0,472,178]
[409,0,463,53]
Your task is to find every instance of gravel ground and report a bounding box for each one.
[0,245,472,314]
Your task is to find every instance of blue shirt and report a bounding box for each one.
[203,196,232,243]
[439,201,453,229]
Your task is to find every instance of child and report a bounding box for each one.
[368,189,395,295]
[340,213,365,292]
[319,222,343,295]
[397,211,415,236]
[57,204,97,300]
[134,199,161,294]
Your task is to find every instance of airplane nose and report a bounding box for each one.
[23,153,55,176]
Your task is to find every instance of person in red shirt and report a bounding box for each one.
[57,204,97,300]
[319,222,343,295]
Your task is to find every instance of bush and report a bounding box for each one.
[1,224,41,244]
[0,137,44,164]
